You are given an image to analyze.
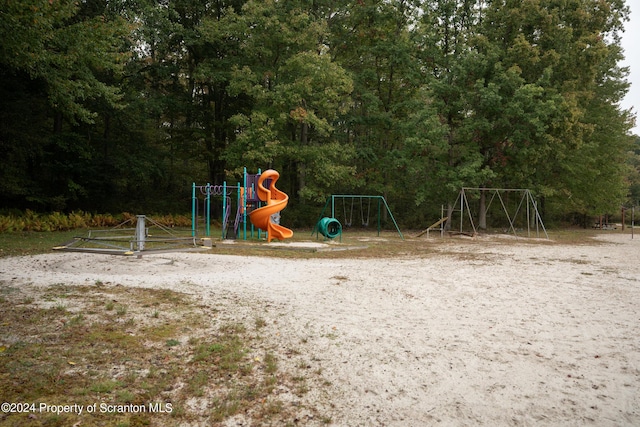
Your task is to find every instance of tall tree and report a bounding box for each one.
[407,0,632,225]
[0,0,129,210]
[474,0,633,216]
[226,0,354,203]
[405,0,491,225]
[329,0,424,200]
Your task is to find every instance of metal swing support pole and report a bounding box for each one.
[328,195,404,240]
[331,194,336,219]
[191,183,196,237]
[377,197,381,236]
[379,196,404,239]
[457,188,548,238]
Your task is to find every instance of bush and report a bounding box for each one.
[0,211,193,232]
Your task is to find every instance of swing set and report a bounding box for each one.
[341,196,371,227]
[312,195,404,240]
[451,187,548,238]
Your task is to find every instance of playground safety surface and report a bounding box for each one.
[2,233,639,426]
[218,239,369,252]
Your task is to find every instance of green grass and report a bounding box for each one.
[0,229,80,257]
[0,225,624,260]
[0,285,332,426]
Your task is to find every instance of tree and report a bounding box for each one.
[627,136,640,207]
[410,0,633,225]
[0,0,129,210]
[407,0,493,226]
[226,0,355,203]
[0,0,127,124]
[0,0,634,226]
[476,0,633,217]
[318,0,439,226]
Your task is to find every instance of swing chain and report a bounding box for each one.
[361,197,371,226]
[343,197,354,227]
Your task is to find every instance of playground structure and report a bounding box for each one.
[448,187,548,238]
[53,168,292,255]
[192,168,293,243]
[53,215,203,256]
[312,195,404,240]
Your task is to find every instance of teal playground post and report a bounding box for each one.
[205,183,211,237]
[243,168,247,239]
[191,183,196,237]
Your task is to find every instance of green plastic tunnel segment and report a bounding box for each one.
[317,217,342,239]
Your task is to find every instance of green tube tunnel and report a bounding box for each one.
[317,217,342,239]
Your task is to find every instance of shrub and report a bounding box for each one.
[0,211,192,232]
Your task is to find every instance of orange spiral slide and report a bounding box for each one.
[248,169,294,242]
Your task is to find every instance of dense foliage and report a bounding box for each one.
[1,0,637,227]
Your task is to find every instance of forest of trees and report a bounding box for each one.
[1,0,638,228]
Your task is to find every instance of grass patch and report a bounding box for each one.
[0,285,331,426]
[0,229,80,257]
[0,226,619,261]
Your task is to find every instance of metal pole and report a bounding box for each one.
[378,199,381,236]
[205,184,211,237]
[331,195,335,219]
[136,215,146,251]
[526,190,531,237]
[460,189,464,233]
[243,167,247,241]
[380,196,404,239]
[191,183,196,237]
[222,181,227,239]
[237,182,241,239]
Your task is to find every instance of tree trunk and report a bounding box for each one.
[445,202,454,231]
[53,111,63,134]
[479,189,487,230]
[297,121,308,198]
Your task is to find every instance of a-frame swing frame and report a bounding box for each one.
[454,188,548,238]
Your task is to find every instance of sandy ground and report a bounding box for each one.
[1,233,639,426]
